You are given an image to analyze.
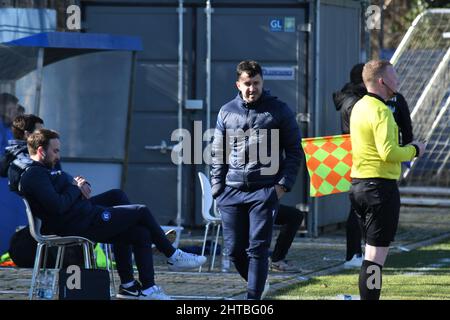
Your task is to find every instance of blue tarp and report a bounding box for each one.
[5,32,143,51]
[1,32,143,80]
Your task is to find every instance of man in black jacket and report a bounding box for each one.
[386,93,414,145]
[333,64,413,143]
[17,129,207,300]
[332,64,365,268]
[211,60,302,299]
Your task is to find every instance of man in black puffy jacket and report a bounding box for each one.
[211,60,302,299]
[332,64,365,268]
[333,63,367,135]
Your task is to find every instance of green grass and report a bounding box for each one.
[272,237,450,300]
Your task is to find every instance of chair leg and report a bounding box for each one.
[42,245,49,271]
[199,223,211,272]
[58,246,66,269]
[211,223,221,271]
[105,244,116,297]
[82,243,92,268]
[90,243,97,268]
[49,246,64,299]
[30,243,45,300]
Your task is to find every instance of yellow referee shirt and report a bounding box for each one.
[350,94,416,180]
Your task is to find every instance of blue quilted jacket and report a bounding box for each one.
[210,90,302,197]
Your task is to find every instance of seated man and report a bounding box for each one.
[14,129,207,300]
[1,114,174,265]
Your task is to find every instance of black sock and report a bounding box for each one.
[359,260,383,300]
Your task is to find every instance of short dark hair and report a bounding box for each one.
[12,114,44,140]
[350,63,365,85]
[236,60,263,80]
[27,129,59,156]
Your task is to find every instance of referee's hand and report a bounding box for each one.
[410,141,426,157]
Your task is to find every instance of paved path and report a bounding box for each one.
[1,205,449,300]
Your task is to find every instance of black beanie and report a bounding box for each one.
[350,63,365,85]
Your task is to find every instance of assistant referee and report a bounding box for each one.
[349,60,425,300]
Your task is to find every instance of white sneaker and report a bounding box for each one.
[139,285,172,300]
[344,255,364,269]
[261,280,270,300]
[167,249,207,271]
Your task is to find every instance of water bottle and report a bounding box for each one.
[38,270,54,300]
[221,247,230,272]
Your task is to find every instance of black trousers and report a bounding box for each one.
[346,205,363,261]
[77,189,175,289]
[349,178,400,247]
[217,185,279,300]
[271,204,304,262]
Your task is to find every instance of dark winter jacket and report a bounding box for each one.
[19,161,101,235]
[386,93,414,145]
[1,139,62,178]
[210,90,302,198]
[332,83,366,134]
[333,84,413,145]
[0,140,28,177]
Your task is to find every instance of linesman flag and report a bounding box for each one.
[301,134,352,197]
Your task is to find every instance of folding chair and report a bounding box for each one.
[22,198,115,299]
[197,172,222,272]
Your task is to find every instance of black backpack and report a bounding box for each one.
[8,226,84,268]
[7,156,34,194]
[0,144,28,177]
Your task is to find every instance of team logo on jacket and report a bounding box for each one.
[101,211,111,222]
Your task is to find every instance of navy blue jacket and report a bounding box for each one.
[20,162,102,235]
[211,90,302,197]
[1,139,62,177]
[0,140,28,177]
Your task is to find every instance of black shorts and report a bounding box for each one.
[349,178,400,247]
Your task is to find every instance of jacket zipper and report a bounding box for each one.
[243,106,250,188]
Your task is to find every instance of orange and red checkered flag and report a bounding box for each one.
[301,134,352,197]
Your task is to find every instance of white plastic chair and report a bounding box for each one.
[22,198,115,299]
[197,172,222,272]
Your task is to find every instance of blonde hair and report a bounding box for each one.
[362,60,392,86]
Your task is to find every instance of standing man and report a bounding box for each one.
[349,60,425,300]
[211,60,302,299]
[270,204,304,273]
[333,63,366,268]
